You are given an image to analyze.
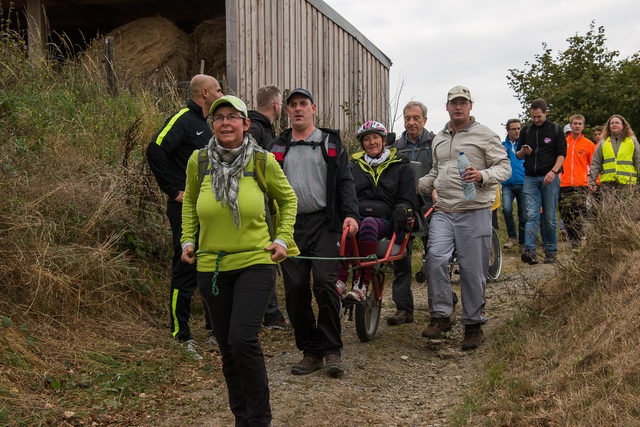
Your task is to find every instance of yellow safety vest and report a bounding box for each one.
[601,137,638,184]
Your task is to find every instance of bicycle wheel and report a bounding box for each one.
[488,227,502,281]
[355,270,383,342]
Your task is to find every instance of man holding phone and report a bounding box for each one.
[516,99,566,265]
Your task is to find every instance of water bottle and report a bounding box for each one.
[458,152,476,200]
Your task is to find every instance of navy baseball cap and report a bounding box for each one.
[286,88,315,104]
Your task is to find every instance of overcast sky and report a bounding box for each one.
[323,0,639,138]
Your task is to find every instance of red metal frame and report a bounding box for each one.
[339,218,415,267]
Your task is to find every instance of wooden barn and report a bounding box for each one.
[1,0,392,132]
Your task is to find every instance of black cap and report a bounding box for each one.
[286,88,314,104]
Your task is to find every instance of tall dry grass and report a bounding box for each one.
[462,188,640,426]
[0,23,192,424]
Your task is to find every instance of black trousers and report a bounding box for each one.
[198,265,275,427]
[167,201,212,341]
[558,186,588,242]
[392,243,414,314]
[262,287,285,325]
[281,211,342,358]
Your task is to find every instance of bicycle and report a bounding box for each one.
[338,218,414,342]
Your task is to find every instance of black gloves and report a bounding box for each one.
[390,206,413,235]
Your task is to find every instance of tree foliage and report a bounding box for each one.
[508,22,640,135]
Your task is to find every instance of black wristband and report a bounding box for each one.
[551,170,558,175]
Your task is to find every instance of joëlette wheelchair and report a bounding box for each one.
[339,162,502,342]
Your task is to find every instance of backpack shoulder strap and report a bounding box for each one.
[247,150,275,240]
[254,150,268,194]
[196,148,210,197]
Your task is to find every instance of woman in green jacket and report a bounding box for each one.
[181,95,298,427]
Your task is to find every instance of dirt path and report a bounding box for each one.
[150,253,556,427]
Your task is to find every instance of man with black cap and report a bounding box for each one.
[269,88,359,377]
[418,85,511,351]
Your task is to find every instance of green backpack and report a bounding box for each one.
[196,148,279,240]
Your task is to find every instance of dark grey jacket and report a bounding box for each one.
[392,129,435,178]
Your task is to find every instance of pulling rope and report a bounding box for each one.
[195,251,380,297]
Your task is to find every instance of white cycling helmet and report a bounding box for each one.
[357,120,388,142]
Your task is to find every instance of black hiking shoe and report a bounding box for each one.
[521,250,538,265]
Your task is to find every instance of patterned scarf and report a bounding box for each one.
[364,148,391,166]
[206,134,255,229]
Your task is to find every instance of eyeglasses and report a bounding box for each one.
[212,114,245,124]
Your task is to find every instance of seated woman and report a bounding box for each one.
[337,120,417,303]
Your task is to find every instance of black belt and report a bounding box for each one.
[297,208,326,217]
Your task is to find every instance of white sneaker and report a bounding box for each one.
[183,339,203,361]
[335,280,347,300]
[345,284,367,303]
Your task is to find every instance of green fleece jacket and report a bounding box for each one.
[181,149,298,272]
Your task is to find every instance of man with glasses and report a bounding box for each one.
[501,119,526,252]
[147,74,223,359]
[516,99,567,265]
[247,85,289,330]
[418,85,511,351]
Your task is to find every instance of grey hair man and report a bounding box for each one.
[386,100,436,327]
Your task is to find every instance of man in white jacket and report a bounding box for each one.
[418,85,511,350]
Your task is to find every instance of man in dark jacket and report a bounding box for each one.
[247,85,288,329]
[387,101,435,326]
[269,88,358,377]
[516,98,566,265]
[248,85,283,149]
[147,74,223,359]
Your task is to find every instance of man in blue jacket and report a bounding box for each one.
[501,119,526,252]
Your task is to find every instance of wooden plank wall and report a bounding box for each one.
[226,0,390,135]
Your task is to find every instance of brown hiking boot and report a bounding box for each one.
[461,324,484,350]
[291,356,324,375]
[503,237,517,249]
[386,309,414,326]
[421,316,454,339]
[325,354,344,376]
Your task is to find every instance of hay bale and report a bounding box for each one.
[85,16,193,83]
[192,17,226,80]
